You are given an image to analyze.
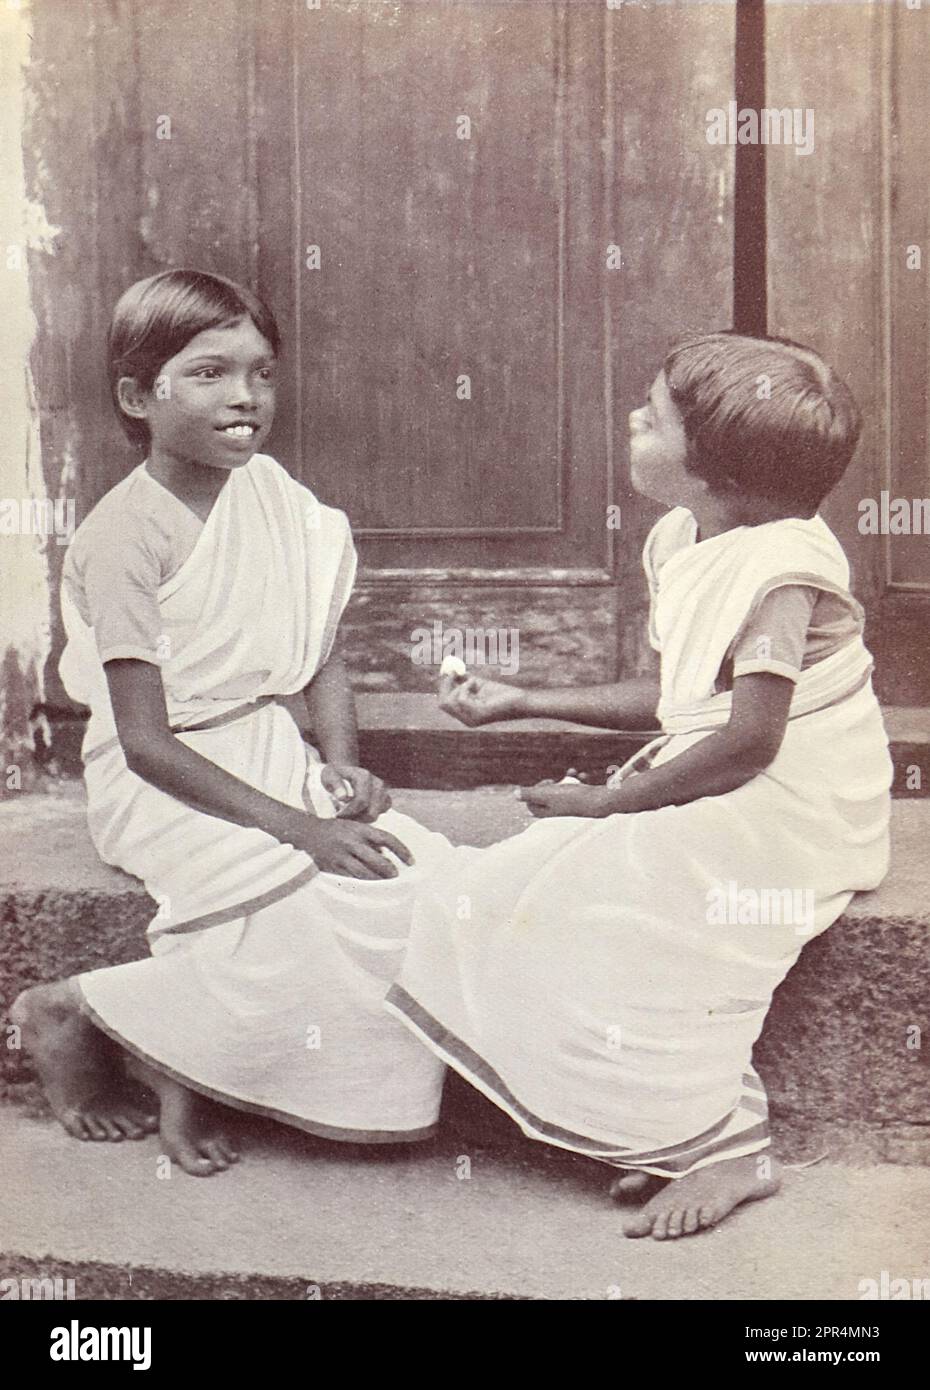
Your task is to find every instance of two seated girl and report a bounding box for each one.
[13,269,891,1241]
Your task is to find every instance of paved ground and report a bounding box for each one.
[3,1107,929,1301]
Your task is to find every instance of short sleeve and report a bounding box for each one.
[728,585,817,684]
[81,531,167,664]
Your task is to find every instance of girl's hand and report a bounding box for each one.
[295,815,413,879]
[321,763,392,822]
[516,781,615,819]
[438,672,524,727]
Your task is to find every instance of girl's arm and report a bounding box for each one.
[300,646,391,821]
[606,672,793,811]
[439,671,661,730]
[519,673,793,817]
[104,659,410,877]
[517,677,661,729]
[301,647,358,765]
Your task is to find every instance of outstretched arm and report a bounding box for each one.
[520,672,793,817]
[439,670,661,731]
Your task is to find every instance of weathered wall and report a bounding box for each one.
[21,0,266,725]
[0,4,53,794]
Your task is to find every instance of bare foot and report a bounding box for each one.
[608,1171,665,1205]
[126,1056,239,1177]
[619,1154,782,1239]
[11,980,158,1142]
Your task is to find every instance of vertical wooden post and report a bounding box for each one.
[734,0,767,335]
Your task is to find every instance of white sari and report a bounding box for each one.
[60,454,454,1141]
[386,509,893,1175]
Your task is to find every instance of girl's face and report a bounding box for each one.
[123,316,277,471]
[628,370,697,508]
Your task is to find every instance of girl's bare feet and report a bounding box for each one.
[125,1056,239,1177]
[613,1153,782,1239]
[607,1171,665,1205]
[11,979,158,1141]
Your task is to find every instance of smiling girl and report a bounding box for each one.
[387,332,893,1239]
[14,269,455,1174]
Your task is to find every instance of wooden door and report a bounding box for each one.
[255,0,735,690]
[30,0,734,705]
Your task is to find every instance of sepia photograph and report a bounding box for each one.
[0,0,927,1341]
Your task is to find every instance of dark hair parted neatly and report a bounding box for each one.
[107,269,281,449]
[662,332,862,514]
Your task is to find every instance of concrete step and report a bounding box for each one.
[41,698,930,793]
[2,1106,929,1300]
[1,786,929,1138]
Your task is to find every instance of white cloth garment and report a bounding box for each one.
[386,509,893,1176]
[60,454,454,1140]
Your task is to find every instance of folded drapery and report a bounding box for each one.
[61,455,456,1139]
[387,510,892,1175]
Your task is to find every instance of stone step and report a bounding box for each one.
[2,1106,929,1300]
[41,698,930,793]
[1,787,929,1138]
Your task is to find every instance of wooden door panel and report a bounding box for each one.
[264,0,600,574]
[293,2,564,539]
[888,0,930,590]
[767,0,930,703]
